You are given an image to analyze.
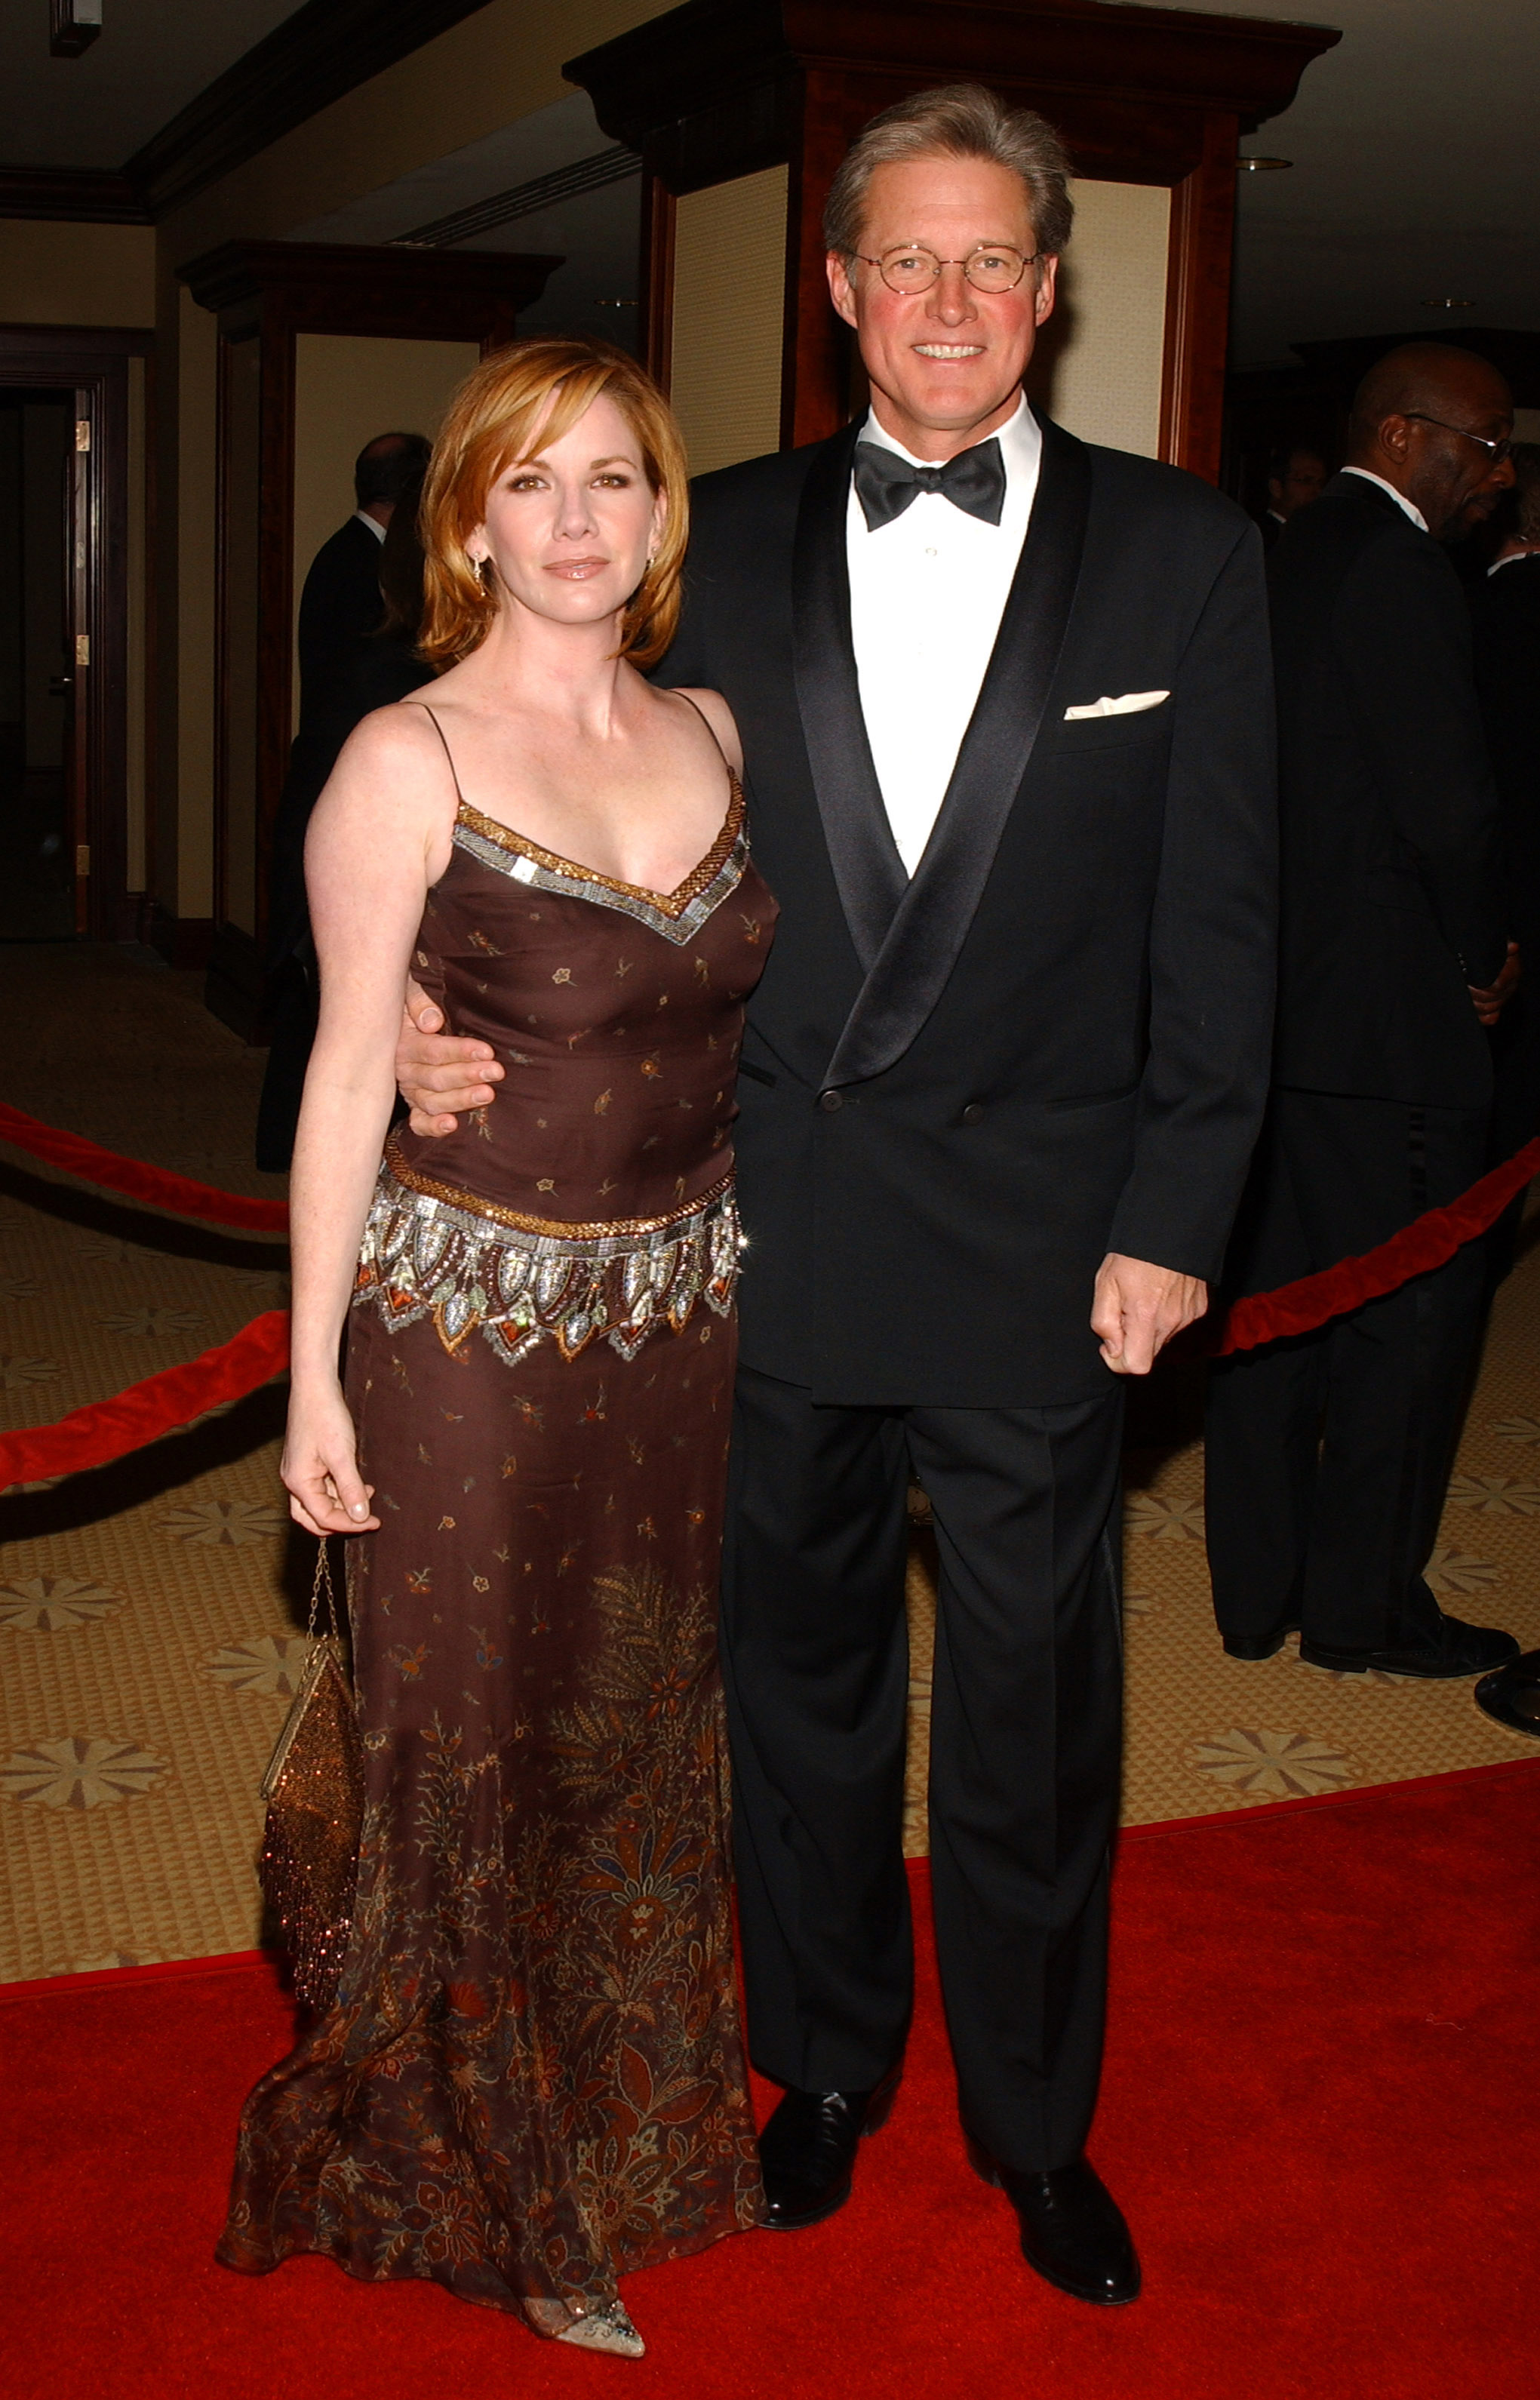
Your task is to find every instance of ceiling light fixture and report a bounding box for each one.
[49,0,101,57]
[1237,155,1292,172]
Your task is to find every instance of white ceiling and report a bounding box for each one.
[0,1,301,169]
[1136,0,1540,365]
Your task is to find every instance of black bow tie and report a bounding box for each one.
[853,435,1007,531]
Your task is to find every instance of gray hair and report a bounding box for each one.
[822,84,1074,263]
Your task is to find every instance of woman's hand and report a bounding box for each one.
[282,1380,380,1537]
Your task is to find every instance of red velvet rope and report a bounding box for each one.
[1213,1134,1540,1354]
[0,1103,289,1232]
[0,1311,290,1496]
[0,1109,1534,1497]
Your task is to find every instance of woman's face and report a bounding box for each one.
[469,391,665,634]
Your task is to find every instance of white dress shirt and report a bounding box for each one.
[354,509,387,542]
[847,394,1041,874]
[1340,466,1429,534]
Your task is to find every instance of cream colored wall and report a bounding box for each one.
[290,332,479,722]
[670,168,788,476]
[0,220,156,329]
[156,0,672,934]
[175,284,217,919]
[1028,180,1170,459]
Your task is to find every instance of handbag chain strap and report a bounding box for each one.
[309,1538,340,1641]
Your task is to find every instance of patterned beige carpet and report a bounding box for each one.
[2,944,1537,1982]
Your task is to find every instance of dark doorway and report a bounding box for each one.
[0,328,151,946]
[0,388,75,940]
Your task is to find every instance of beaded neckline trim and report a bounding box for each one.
[449,780,748,946]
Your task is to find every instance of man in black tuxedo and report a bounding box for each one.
[396,87,1275,2305]
[1206,345,1522,1681]
[1469,443,1540,1737]
[1472,442,1540,1182]
[295,429,431,731]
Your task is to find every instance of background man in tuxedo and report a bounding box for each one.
[396,85,1276,2306]
[295,429,431,731]
[1206,344,1521,1681]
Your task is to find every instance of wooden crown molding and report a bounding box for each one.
[128,0,498,217]
[177,240,562,335]
[0,325,153,359]
[0,165,152,223]
[567,0,1341,189]
[0,1,496,228]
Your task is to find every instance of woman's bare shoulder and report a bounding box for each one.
[664,685,743,775]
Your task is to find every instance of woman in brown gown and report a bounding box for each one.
[218,340,772,2356]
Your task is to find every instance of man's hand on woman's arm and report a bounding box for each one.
[395,976,503,1135]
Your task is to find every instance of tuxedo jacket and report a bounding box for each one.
[1266,472,1506,1113]
[1471,552,1540,952]
[1471,552,1540,1149]
[659,411,1277,1407]
[296,517,387,732]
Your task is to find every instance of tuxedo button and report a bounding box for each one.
[961,1103,985,1125]
[819,1090,844,1113]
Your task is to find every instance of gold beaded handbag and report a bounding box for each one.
[259,1539,364,2011]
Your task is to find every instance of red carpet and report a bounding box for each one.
[5,1765,1537,2400]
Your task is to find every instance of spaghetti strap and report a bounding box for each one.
[404,700,466,806]
[669,686,733,771]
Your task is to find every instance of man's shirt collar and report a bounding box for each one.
[856,390,1041,492]
[1340,466,1429,534]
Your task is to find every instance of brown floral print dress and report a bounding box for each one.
[219,717,774,2338]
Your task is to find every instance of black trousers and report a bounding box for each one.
[1204,1089,1489,1653]
[719,1363,1124,2174]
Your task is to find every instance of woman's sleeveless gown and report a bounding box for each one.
[220,737,775,2337]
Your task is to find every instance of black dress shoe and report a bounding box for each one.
[1300,1611,1520,1679]
[758,2066,900,2230]
[969,2140,1140,2305]
[1222,1621,1300,1662]
[1474,1647,1540,1736]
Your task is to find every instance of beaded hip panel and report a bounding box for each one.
[352,1158,741,1367]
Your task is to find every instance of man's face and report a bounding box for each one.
[1395,370,1515,540]
[826,155,1057,460]
[1268,451,1327,518]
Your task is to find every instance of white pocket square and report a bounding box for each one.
[1062,690,1170,720]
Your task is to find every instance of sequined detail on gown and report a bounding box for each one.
[219,727,775,2337]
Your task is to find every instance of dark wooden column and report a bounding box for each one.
[567,0,1337,469]
[177,241,559,1035]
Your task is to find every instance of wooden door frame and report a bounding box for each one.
[0,325,152,940]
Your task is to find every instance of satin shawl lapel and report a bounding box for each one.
[824,414,1093,1088]
[792,421,908,972]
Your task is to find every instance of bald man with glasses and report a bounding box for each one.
[1206,343,1523,1682]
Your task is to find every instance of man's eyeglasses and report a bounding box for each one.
[853,245,1042,296]
[1402,411,1514,466]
